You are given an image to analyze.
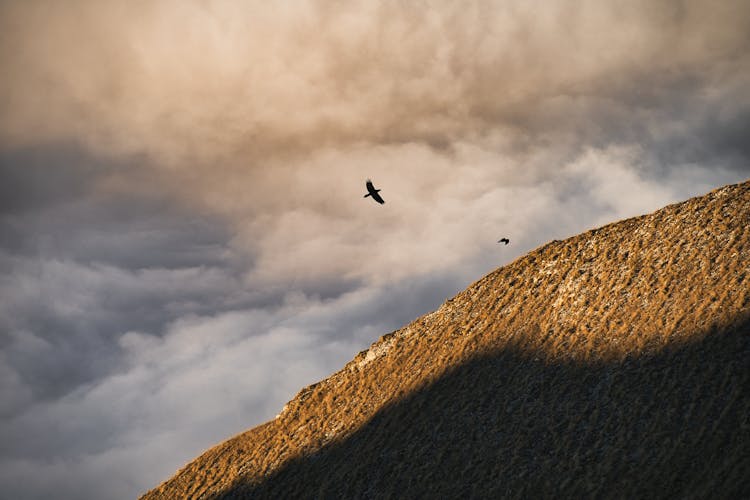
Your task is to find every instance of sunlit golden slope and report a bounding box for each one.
[142,180,750,499]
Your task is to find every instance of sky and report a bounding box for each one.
[1,1,749,498]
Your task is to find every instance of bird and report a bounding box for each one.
[498,238,510,245]
[364,179,385,204]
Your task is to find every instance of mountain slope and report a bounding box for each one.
[143,181,750,499]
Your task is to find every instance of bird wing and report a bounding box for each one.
[371,191,385,204]
[366,179,375,192]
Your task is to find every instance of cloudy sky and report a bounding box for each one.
[1,1,749,498]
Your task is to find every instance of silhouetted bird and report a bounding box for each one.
[364,179,385,204]
[498,238,510,245]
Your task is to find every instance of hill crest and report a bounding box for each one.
[143,180,750,499]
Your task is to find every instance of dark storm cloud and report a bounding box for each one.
[687,110,750,171]
[0,145,261,416]
[0,146,98,215]
[0,146,234,268]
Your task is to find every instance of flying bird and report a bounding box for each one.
[364,179,385,204]
[498,238,510,245]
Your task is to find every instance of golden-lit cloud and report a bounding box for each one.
[5,0,748,287]
[3,0,749,161]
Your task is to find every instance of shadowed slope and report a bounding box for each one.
[230,322,749,498]
[142,180,750,499]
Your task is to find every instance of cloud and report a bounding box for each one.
[2,0,749,164]
[1,1,749,498]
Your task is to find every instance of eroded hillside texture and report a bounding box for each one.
[143,181,750,499]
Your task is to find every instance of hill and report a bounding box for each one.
[142,181,750,499]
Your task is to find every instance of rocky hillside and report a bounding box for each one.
[142,181,750,499]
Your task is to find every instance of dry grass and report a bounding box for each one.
[141,180,750,499]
